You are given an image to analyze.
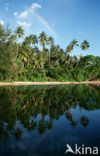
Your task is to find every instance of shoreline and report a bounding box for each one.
[0,81,100,86]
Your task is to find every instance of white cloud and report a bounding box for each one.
[31,3,41,10]
[14,3,41,19]
[14,11,28,18]
[14,12,18,16]
[0,20,4,25]
[17,21,31,27]
[18,11,28,18]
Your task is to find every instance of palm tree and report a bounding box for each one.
[66,39,78,64]
[15,26,24,57]
[28,35,37,46]
[39,32,47,58]
[72,39,79,47]
[21,37,32,67]
[29,35,38,55]
[24,36,30,45]
[48,36,54,66]
[81,40,90,56]
[66,43,73,54]
[32,35,38,47]
[15,26,24,39]
[66,39,78,55]
[38,32,47,69]
[56,45,61,59]
[57,48,65,64]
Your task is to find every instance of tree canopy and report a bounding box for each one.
[0,24,100,82]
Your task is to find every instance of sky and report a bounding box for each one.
[0,0,100,56]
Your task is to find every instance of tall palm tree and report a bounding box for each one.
[32,35,38,47]
[81,40,90,56]
[72,39,79,47]
[48,36,54,66]
[66,39,78,64]
[22,37,32,67]
[24,36,30,45]
[66,43,73,54]
[39,32,47,69]
[29,35,38,55]
[15,26,24,57]
[66,39,78,54]
[15,26,24,39]
[39,32,47,57]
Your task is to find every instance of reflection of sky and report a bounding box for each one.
[1,107,100,156]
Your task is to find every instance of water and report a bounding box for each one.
[0,84,100,156]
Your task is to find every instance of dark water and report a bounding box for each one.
[0,85,100,156]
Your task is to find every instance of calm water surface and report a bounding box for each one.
[0,85,100,156]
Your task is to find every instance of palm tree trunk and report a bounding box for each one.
[49,48,51,66]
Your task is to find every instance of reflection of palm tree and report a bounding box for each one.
[66,111,73,121]
[80,116,89,127]
[27,120,36,131]
[65,111,77,127]
[13,128,22,141]
[71,121,77,127]
[46,120,52,129]
[1,85,100,144]
[38,119,46,135]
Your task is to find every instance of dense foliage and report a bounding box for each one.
[0,24,100,81]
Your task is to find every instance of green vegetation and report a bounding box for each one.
[0,24,100,82]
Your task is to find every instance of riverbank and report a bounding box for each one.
[0,81,100,86]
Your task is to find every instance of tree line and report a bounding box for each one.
[0,24,100,81]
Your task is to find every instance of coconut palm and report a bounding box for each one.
[66,39,78,64]
[66,43,73,54]
[39,32,47,54]
[66,39,78,55]
[29,35,38,55]
[27,35,37,46]
[32,35,38,47]
[48,36,54,66]
[15,26,24,57]
[39,32,47,68]
[81,40,90,56]
[72,39,79,47]
[15,26,24,39]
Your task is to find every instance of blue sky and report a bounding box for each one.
[0,0,100,56]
